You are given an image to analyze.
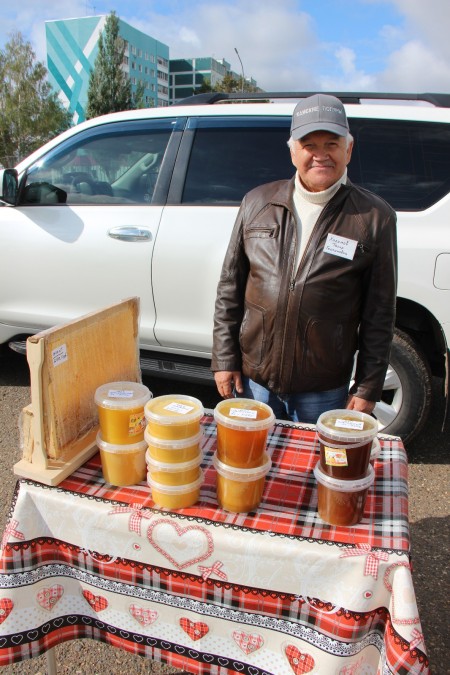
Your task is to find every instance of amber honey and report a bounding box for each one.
[314,461,374,526]
[214,399,275,468]
[148,472,204,509]
[317,409,378,480]
[213,452,271,513]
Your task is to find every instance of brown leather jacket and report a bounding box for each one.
[211,176,397,401]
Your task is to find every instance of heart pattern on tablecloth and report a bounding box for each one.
[232,630,264,654]
[0,599,13,624]
[36,585,64,611]
[147,519,214,570]
[179,617,209,641]
[285,645,315,674]
[129,604,158,626]
[82,590,108,612]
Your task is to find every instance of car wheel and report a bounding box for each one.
[371,329,432,444]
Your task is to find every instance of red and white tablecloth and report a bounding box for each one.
[0,416,429,674]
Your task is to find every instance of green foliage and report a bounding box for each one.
[0,32,72,167]
[86,12,133,119]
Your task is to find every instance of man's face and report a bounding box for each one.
[290,130,353,192]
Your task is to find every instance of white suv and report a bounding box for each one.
[1,91,449,444]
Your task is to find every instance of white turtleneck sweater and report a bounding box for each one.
[293,169,348,270]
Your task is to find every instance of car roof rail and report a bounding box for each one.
[174,91,450,108]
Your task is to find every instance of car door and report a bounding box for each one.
[152,115,293,355]
[0,117,183,346]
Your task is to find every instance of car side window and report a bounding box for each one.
[348,118,450,211]
[181,117,293,204]
[20,118,178,206]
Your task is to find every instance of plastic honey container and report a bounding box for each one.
[213,452,271,513]
[95,381,151,445]
[144,395,204,440]
[144,428,203,463]
[316,409,378,480]
[96,432,147,486]
[214,398,275,468]
[314,461,375,526]
[148,471,204,509]
[145,450,203,486]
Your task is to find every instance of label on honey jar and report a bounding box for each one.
[335,418,364,430]
[164,402,195,415]
[229,408,258,419]
[324,447,348,466]
[128,412,145,435]
[108,389,134,398]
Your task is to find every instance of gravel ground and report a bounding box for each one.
[0,346,448,674]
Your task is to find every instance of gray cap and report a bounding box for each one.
[291,93,349,140]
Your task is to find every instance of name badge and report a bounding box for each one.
[323,233,358,260]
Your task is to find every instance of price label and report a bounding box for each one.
[164,402,194,415]
[108,389,134,399]
[52,344,68,367]
[229,408,258,419]
[335,418,364,431]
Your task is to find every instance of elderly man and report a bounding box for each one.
[211,93,397,423]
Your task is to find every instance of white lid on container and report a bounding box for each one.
[147,470,204,494]
[214,398,275,431]
[95,381,152,410]
[316,409,378,444]
[212,452,272,481]
[313,461,375,492]
[145,450,203,472]
[144,428,203,449]
[96,431,148,455]
[144,395,204,425]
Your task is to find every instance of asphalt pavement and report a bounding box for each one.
[0,346,448,674]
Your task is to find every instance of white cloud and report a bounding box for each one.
[376,40,450,91]
[319,46,376,91]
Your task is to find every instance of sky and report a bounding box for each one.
[1,0,449,93]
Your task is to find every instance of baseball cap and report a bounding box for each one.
[291,94,349,140]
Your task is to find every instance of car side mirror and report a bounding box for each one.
[0,169,19,205]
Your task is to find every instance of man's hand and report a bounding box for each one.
[214,371,243,398]
[346,395,376,415]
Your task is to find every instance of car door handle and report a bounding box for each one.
[108,226,152,242]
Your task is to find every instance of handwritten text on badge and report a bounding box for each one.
[323,233,358,260]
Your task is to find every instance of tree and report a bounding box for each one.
[0,32,71,167]
[86,12,133,119]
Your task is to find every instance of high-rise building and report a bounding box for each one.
[169,56,258,103]
[45,16,169,124]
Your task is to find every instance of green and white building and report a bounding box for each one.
[45,15,169,124]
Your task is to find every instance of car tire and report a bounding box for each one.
[373,329,432,444]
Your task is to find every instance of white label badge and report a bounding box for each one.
[164,402,195,415]
[52,344,68,367]
[335,418,364,431]
[323,233,358,260]
[229,408,258,419]
[108,389,134,399]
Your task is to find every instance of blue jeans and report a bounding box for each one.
[241,377,349,424]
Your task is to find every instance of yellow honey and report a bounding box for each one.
[145,449,203,486]
[95,381,151,445]
[148,472,204,509]
[144,428,203,463]
[97,433,147,486]
[144,395,204,440]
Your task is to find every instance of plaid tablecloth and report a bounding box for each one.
[0,416,429,674]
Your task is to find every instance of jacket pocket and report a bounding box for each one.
[239,303,266,366]
[302,317,358,378]
[243,223,280,239]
